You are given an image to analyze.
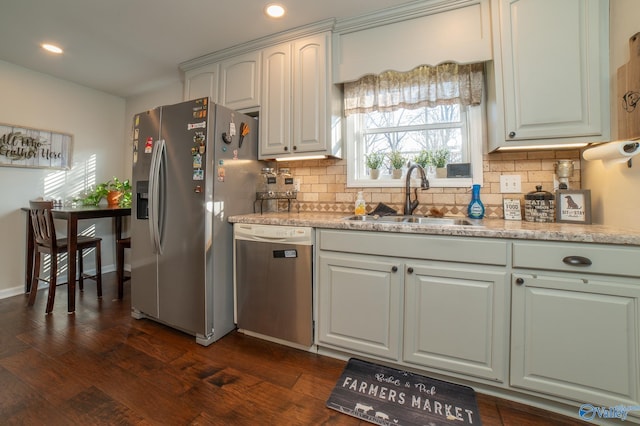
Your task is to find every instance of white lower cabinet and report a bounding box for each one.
[317,252,402,360]
[511,273,640,408]
[510,240,640,421]
[403,262,508,382]
[316,229,508,382]
[316,229,640,421]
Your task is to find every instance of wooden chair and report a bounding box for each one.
[116,236,131,299]
[28,200,102,313]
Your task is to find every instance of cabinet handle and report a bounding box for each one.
[284,146,289,151]
[508,131,516,138]
[391,266,398,272]
[293,145,297,151]
[515,277,524,285]
[407,267,414,274]
[562,256,592,267]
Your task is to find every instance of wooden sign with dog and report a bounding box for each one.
[617,32,640,140]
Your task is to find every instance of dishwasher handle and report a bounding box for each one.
[240,235,290,243]
[234,225,314,245]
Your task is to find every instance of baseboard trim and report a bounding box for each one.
[0,264,120,300]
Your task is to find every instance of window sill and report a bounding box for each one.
[347,176,474,188]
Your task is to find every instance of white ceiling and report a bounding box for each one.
[0,0,415,98]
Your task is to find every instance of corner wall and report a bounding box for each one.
[0,60,125,296]
[582,0,640,229]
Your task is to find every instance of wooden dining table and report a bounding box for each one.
[23,205,131,313]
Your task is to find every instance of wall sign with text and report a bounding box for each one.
[0,123,72,170]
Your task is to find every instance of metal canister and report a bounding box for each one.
[524,185,555,222]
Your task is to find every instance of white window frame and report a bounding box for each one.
[346,105,485,188]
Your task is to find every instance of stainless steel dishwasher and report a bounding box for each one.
[233,223,314,349]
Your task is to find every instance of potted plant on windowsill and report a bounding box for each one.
[431,148,450,178]
[365,152,385,179]
[388,151,406,179]
[413,150,432,170]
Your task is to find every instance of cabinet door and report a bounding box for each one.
[403,263,508,381]
[511,273,640,407]
[184,63,219,102]
[219,51,261,110]
[291,34,327,154]
[317,252,402,360]
[490,0,609,148]
[259,43,291,157]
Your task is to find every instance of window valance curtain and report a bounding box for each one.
[343,62,484,116]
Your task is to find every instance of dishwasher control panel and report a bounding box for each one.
[233,224,314,245]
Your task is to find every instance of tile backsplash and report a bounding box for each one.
[275,150,581,218]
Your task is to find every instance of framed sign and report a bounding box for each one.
[0,123,72,170]
[503,198,522,220]
[556,190,591,224]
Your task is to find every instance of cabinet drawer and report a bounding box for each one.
[512,241,640,278]
[318,230,507,266]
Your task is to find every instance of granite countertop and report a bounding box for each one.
[228,212,640,246]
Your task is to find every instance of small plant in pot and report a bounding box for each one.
[78,177,132,207]
[387,150,406,179]
[105,177,132,207]
[365,151,385,179]
[413,150,432,169]
[430,148,450,178]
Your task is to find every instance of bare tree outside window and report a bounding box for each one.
[358,105,468,176]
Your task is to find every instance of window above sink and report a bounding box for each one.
[343,63,486,189]
[345,103,484,188]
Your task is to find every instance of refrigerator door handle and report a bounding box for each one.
[149,139,166,255]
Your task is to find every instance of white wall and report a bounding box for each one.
[0,60,125,297]
[583,0,640,229]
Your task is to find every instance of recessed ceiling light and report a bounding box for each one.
[42,43,63,54]
[265,4,285,18]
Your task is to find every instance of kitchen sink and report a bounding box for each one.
[344,215,481,226]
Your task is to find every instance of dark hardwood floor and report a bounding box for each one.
[0,272,587,425]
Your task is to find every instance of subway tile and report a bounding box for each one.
[371,193,392,203]
[515,160,542,171]
[527,150,556,159]
[326,165,345,175]
[318,174,336,184]
[318,192,336,202]
[489,162,516,172]
[278,151,580,218]
[310,184,328,193]
[432,193,456,204]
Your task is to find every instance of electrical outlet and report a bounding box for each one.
[500,175,521,193]
[293,178,301,192]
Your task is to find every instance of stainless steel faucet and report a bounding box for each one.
[404,162,430,215]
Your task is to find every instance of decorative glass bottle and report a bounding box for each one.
[467,184,485,219]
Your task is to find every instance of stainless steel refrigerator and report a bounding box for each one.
[130,98,261,346]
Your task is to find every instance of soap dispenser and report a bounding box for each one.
[467,184,485,219]
[354,191,366,216]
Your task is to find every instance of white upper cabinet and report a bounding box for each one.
[183,63,219,102]
[259,33,338,159]
[218,51,261,111]
[259,43,292,157]
[291,35,328,154]
[487,0,610,151]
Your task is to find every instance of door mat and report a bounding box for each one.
[326,358,481,426]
